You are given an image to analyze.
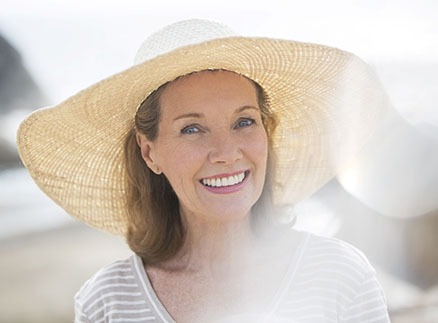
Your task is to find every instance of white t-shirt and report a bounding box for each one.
[75,231,390,322]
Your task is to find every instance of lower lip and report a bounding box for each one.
[201,172,249,194]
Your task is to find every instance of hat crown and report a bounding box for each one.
[134,19,237,65]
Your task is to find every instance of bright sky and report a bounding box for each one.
[0,0,437,124]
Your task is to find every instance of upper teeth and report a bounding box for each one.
[202,172,246,187]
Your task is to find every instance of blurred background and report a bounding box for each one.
[0,0,437,322]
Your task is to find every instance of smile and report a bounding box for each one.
[201,171,247,188]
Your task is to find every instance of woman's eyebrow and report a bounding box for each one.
[173,112,204,121]
[235,105,259,114]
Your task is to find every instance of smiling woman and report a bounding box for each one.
[129,70,272,265]
[124,70,279,270]
[17,19,391,322]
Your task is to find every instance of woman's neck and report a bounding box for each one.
[157,210,259,276]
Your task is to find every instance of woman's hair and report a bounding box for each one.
[124,70,278,264]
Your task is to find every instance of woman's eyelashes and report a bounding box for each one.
[234,117,255,129]
[180,124,202,135]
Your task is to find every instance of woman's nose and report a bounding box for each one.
[208,133,243,164]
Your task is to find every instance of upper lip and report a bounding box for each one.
[201,170,247,180]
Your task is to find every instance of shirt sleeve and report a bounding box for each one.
[340,271,391,323]
[74,295,91,323]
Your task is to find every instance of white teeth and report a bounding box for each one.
[202,172,246,188]
[238,173,244,182]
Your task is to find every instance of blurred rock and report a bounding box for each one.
[338,109,438,218]
[0,33,47,113]
[328,104,438,288]
[313,179,438,289]
[0,137,20,167]
[0,32,48,167]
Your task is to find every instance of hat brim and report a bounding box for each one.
[17,37,390,235]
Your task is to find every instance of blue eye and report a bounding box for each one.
[235,118,255,129]
[181,125,200,134]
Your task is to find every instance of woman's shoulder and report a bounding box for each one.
[302,231,376,274]
[74,255,158,322]
[74,255,146,314]
[284,230,379,298]
[279,229,374,270]
[273,231,389,321]
[75,255,136,300]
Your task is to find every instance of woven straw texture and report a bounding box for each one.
[17,20,390,235]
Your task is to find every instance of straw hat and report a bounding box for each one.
[17,19,390,235]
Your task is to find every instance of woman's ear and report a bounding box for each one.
[136,133,162,175]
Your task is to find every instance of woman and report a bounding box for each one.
[17,19,391,322]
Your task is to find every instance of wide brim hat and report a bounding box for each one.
[17,19,390,235]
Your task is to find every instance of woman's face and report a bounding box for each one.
[137,70,268,224]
